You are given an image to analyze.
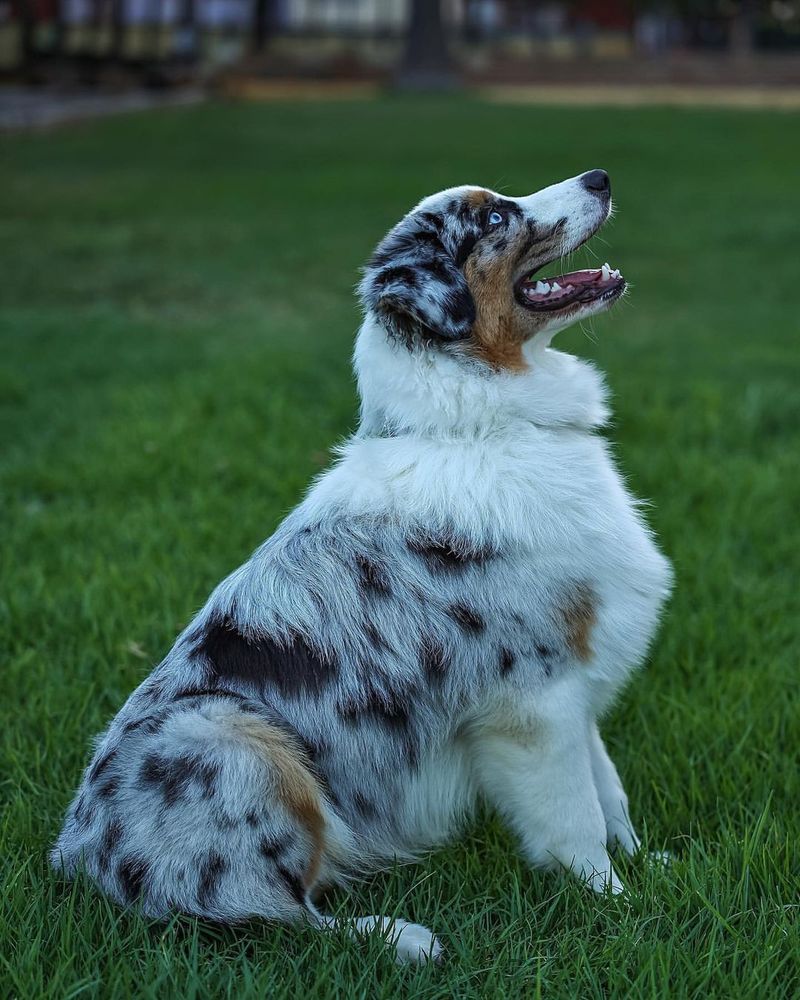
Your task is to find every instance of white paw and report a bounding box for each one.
[606,821,642,858]
[387,919,443,965]
[647,849,672,867]
[581,861,625,895]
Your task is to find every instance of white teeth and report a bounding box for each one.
[535,280,550,294]
[551,281,561,291]
[601,263,611,282]
[611,268,621,279]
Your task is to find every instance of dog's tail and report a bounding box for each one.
[304,898,442,965]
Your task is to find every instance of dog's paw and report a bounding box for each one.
[351,915,443,965]
[388,919,443,965]
[584,865,625,895]
[606,820,642,858]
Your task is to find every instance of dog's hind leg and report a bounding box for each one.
[52,695,334,924]
[53,694,442,962]
[305,900,443,965]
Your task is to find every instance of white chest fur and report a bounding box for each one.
[305,324,673,710]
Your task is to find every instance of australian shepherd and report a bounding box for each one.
[52,169,672,963]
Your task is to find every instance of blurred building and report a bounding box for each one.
[2,0,800,80]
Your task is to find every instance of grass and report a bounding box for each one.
[1,96,799,999]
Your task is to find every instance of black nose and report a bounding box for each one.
[581,169,611,195]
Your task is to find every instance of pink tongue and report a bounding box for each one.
[551,269,602,286]
[522,268,602,289]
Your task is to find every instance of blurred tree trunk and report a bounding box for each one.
[17,0,36,77]
[253,0,278,52]
[111,0,127,64]
[394,0,458,91]
[730,0,756,58]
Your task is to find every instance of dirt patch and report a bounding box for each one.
[480,84,800,110]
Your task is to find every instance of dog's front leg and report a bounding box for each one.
[468,701,623,894]
[589,723,641,856]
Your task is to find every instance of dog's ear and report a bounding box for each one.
[358,216,475,342]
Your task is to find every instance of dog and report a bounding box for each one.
[52,169,673,964]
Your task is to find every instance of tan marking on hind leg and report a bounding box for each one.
[231,715,326,889]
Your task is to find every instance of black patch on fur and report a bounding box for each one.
[370,225,445,268]
[193,616,337,699]
[338,683,414,739]
[494,198,524,219]
[418,255,451,282]
[408,535,491,572]
[355,554,392,597]
[88,748,117,784]
[197,850,227,909]
[492,236,509,253]
[446,284,475,327]
[353,791,378,822]
[534,643,555,677]
[373,264,419,290]
[139,752,219,806]
[117,855,149,903]
[453,198,475,223]
[73,794,95,830]
[212,807,237,832]
[296,732,328,767]
[364,620,391,653]
[448,603,486,634]
[499,647,516,676]
[413,229,448,254]
[245,809,260,828]
[140,680,165,705]
[97,776,120,799]
[419,211,443,231]
[259,832,292,860]
[454,232,479,268]
[122,713,167,737]
[99,817,125,872]
[277,865,307,905]
[420,635,448,686]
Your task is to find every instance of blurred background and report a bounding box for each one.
[2,2,799,996]
[2,0,800,122]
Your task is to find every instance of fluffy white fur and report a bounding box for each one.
[345,324,671,883]
[52,174,673,965]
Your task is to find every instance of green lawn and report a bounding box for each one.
[1,97,799,999]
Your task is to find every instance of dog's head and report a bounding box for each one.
[359,170,625,371]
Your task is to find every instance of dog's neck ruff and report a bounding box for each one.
[354,315,611,440]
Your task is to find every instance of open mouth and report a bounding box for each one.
[516,262,626,313]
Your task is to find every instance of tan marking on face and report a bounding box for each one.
[465,188,491,208]
[463,246,529,372]
[232,714,325,889]
[559,583,597,662]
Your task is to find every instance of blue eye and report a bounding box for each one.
[488,210,504,225]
